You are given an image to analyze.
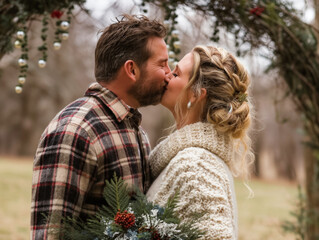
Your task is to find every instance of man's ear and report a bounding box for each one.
[124,60,140,82]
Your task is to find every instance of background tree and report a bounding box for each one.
[0,0,316,238]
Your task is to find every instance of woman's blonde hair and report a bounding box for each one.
[175,45,254,179]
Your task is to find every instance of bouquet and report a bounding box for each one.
[61,174,203,240]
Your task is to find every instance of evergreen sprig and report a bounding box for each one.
[59,174,204,240]
[103,172,130,217]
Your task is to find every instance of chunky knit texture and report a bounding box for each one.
[147,122,237,239]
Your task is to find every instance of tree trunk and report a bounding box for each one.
[307,1,319,239]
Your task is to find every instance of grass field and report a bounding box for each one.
[0,156,297,240]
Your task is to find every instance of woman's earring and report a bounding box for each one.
[187,101,192,109]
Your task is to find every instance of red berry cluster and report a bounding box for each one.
[249,7,265,16]
[151,230,169,240]
[114,210,136,229]
[151,230,161,240]
[51,10,64,19]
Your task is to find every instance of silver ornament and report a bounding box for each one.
[60,21,69,30]
[18,76,26,84]
[16,31,25,39]
[163,20,170,29]
[53,42,61,50]
[18,58,27,66]
[15,86,23,94]
[61,33,69,40]
[173,41,181,49]
[171,30,179,38]
[168,51,175,58]
[38,59,46,68]
[14,40,22,49]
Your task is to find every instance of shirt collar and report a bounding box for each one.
[85,82,142,125]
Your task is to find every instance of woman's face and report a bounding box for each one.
[161,52,194,113]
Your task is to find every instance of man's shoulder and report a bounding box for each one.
[45,96,114,135]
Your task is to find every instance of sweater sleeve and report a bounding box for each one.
[152,147,235,240]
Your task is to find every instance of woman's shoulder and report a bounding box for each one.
[172,147,227,167]
[166,147,231,180]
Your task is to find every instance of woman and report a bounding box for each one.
[146,45,254,239]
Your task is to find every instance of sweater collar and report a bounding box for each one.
[149,122,234,178]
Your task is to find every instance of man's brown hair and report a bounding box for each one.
[95,15,166,83]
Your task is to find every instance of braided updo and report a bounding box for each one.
[192,46,250,139]
[177,45,254,177]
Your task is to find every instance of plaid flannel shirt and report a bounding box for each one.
[31,83,151,239]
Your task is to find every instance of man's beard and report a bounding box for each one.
[128,73,167,107]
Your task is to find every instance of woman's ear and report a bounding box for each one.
[124,60,140,82]
[190,88,207,104]
[199,88,207,101]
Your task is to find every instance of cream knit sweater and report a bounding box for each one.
[146,122,238,240]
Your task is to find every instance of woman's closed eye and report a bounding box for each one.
[172,73,178,77]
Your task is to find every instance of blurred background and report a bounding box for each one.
[0,0,314,239]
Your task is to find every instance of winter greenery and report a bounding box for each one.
[59,174,203,240]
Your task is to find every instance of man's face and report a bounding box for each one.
[128,37,170,107]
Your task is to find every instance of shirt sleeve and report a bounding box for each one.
[30,123,97,240]
[153,147,235,240]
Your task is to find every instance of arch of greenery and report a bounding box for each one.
[1,0,318,238]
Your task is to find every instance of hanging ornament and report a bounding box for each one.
[171,30,179,38]
[38,12,49,69]
[173,41,181,49]
[18,76,26,84]
[163,20,170,29]
[61,33,69,40]
[38,59,46,68]
[15,86,23,94]
[169,51,175,58]
[16,31,25,39]
[18,58,27,66]
[14,40,22,49]
[53,42,61,50]
[60,21,69,30]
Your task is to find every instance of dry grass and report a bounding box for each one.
[0,156,298,240]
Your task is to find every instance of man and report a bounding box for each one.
[31,15,170,239]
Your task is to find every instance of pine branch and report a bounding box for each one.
[103,172,130,215]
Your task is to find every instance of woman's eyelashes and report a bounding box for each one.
[172,73,178,77]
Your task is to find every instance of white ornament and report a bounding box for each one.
[38,59,46,68]
[18,58,27,66]
[168,51,175,58]
[53,42,61,50]
[61,33,69,40]
[166,44,170,50]
[14,40,21,49]
[163,20,170,28]
[171,30,179,38]
[15,86,23,94]
[16,31,25,39]
[173,41,181,49]
[60,21,69,30]
[18,76,26,84]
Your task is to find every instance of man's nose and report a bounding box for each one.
[165,72,173,83]
[164,63,171,74]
